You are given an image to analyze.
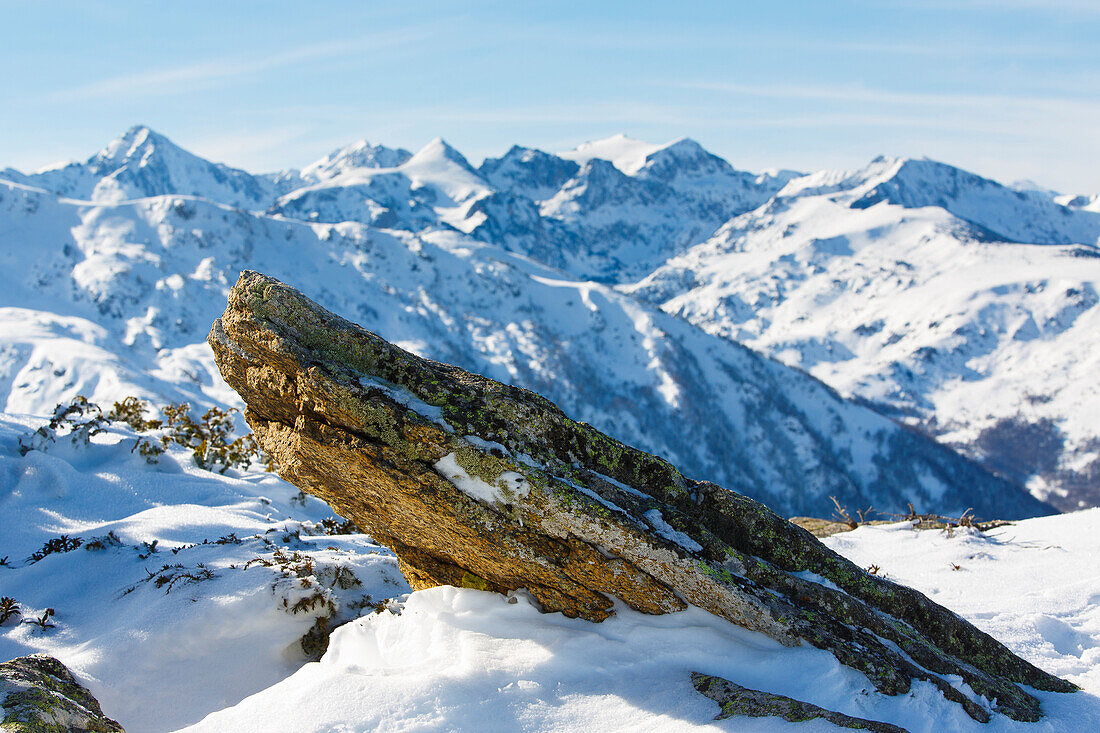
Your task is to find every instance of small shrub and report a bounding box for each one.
[160,403,259,473]
[19,395,108,454]
[22,396,260,473]
[0,596,20,624]
[84,531,124,551]
[107,396,162,432]
[245,547,314,580]
[299,617,331,660]
[321,565,362,590]
[22,608,55,630]
[829,496,875,529]
[132,436,166,463]
[126,563,217,595]
[318,517,360,535]
[27,535,83,564]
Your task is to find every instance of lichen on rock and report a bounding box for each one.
[0,654,124,733]
[209,271,1076,724]
[691,672,908,732]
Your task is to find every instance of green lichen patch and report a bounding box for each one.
[691,672,908,732]
[0,654,124,732]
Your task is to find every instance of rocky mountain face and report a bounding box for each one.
[628,158,1100,510]
[209,270,1075,725]
[1,126,1096,512]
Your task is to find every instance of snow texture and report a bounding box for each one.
[433,452,530,505]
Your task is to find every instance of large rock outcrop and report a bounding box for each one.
[209,271,1075,724]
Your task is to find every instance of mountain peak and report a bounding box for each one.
[560,134,662,175]
[478,146,579,199]
[408,137,475,171]
[636,137,737,181]
[300,139,412,182]
[96,124,177,167]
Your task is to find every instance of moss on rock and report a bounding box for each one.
[209,271,1076,724]
[691,673,908,732]
[0,655,124,733]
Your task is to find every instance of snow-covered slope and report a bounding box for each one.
[0,414,409,732]
[628,160,1100,509]
[776,156,1100,246]
[183,508,1100,732]
[2,420,1095,732]
[0,175,1045,517]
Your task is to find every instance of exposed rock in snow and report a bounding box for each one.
[0,654,124,732]
[690,672,906,730]
[209,270,1074,724]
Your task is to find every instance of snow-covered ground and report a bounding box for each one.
[2,410,1097,732]
[0,414,409,731]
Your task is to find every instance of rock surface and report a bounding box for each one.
[209,270,1076,724]
[0,654,123,732]
[691,673,908,731]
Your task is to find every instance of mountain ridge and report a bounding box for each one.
[2,126,1097,510]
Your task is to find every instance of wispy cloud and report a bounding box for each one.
[46,28,436,103]
[186,125,315,169]
[896,0,1100,12]
[668,80,1100,114]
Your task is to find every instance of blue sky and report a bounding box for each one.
[3,0,1098,192]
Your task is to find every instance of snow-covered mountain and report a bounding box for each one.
[5,125,272,208]
[0,128,1061,518]
[628,157,1100,509]
[487,136,796,281]
[5,126,1099,510]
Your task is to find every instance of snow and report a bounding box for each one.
[628,165,1100,508]
[0,166,1028,518]
[822,513,1100,695]
[559,134,663,175]
[2,125,1099,729]
[433,452,530,505]
[2,406,1099,732]
[0,415,409,732]
[182,510,1100,733]
[644,509,704,553]
[358,375,452,432]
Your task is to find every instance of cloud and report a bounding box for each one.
[46,28,435,103]
[665,81,1100,123]
[906,0,1100,12]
